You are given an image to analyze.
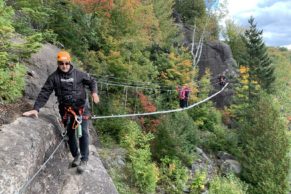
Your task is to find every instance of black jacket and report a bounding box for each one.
[34,65,97,112]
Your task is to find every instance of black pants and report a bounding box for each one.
[66,118,89,161]
[59,103,90,162]
[180,99,188,108]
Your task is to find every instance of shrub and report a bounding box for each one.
[153,112,197,165]
[209,174,247,194]
[190,171,207,194]
[158,156,189,194]
[121,121,159,193]
[197,126,239,155]
[95,118,129,143]
[0,63,26,102]
[190,104,222,131]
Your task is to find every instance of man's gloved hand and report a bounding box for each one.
[91,93,99,104]
[22,110,39,118]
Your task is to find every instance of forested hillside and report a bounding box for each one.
[1,0,289,193]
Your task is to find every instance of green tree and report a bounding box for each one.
[188,69,217,131]
[268,47,291,116]
[152,0,180,47]
[242,16,275,94]
[0,0,14,65]
[7,0,57,43]
[8,0,49,32]
[239,93,289,194]
[174,0,206,26]
[120,120,158,193]
[223,19,246,65]
[47,1,91,58]
[0,0,34,102]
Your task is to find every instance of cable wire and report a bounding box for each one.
[17,105,67,194]
[97,81,177,92]
[17,138,65,194]
[91,83,228,119]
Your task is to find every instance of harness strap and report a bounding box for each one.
[65,106,79,129]
[63,106,88,128]
[63,107,82,138]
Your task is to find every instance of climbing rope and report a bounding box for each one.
[91,83,228,119]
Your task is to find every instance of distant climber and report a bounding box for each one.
[177,84,190,108]
[218,74,226,87]
[23,50,99,174]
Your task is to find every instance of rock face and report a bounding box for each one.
[0,44,118,194]
[197,42,237,79]
[179,23,238,108]
[197,42,237,108]
[24,44,60,107]
[192,147,217,181]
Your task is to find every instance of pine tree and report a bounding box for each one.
[243,16,275,94]
[239,93,289,194]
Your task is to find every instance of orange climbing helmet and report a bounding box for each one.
[57,51,71,62]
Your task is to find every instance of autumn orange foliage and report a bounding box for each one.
[138,92,156,113]
[138,92,160,132]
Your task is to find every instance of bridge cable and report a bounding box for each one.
[91,83,228,119]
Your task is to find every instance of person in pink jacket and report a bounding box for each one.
[177,84,190,108]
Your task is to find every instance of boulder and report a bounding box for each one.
[217,151,235,160]
[220,159,241,175]
[192,147,217,181]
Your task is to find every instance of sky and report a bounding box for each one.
[225,0,291,49]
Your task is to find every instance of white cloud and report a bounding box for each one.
[226,0,291,47]
[227,0,259,16]
[280,44,291,50]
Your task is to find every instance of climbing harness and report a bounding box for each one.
[63,106,89,138]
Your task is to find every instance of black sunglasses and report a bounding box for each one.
[58,61,70,66]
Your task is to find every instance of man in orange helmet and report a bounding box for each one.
[23,50,99,174]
